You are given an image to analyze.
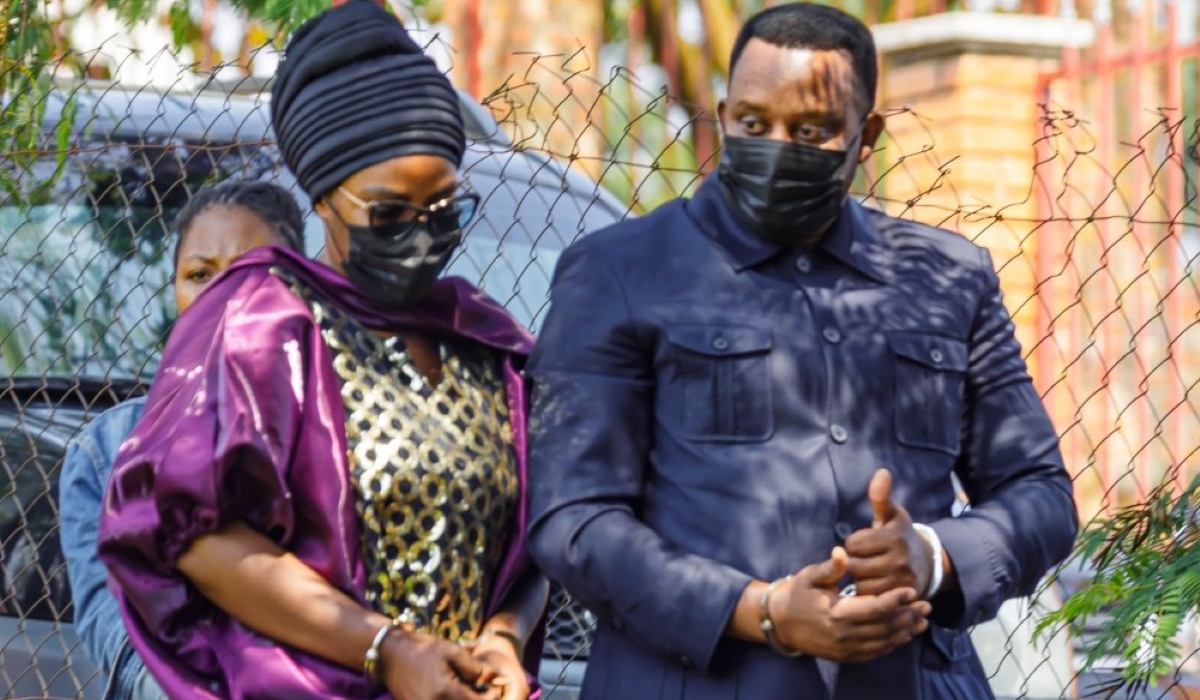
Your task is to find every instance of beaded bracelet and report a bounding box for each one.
[363,619,400,683]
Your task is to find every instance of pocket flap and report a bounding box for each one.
[888,331,968,372]
[666,323,772,357]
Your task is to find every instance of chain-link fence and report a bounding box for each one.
[2,28,1199,700]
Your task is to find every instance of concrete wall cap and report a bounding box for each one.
[872,12,1096,58]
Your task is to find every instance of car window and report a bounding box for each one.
[0,137,286,381]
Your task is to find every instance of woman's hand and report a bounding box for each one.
[380,629,493,700]
[469,634,530,700]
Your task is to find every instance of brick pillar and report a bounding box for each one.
[871,12,1093,369]
[440,0,605,178]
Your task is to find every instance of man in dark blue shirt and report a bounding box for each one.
[525,3,1078,699]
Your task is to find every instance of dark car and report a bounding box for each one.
[0,80,620,698]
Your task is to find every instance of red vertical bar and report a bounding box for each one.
[1061,44,1085,499]
[1129,3,1152,501]
[629,1,645,53]
[619,0,645,207]
[659,0,680,96]
[1095,21,1118,513]
[463,0,483,98]
[1033,70,1062,461]
[1163,1,1187,493]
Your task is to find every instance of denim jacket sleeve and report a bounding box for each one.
[60,398,165,700]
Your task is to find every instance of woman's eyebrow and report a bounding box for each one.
[358,186,412,201]
[430,183,459,201]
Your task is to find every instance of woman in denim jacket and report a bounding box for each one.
[59,180,305,700]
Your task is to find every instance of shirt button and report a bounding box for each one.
[834,521,854,540]
[930,348,944,364]
[795,255,813,273]
[679,655,693,669]
[711,335,729,352]
[822,327,842,344]
[830,424,848,443]
[611,616,625,632]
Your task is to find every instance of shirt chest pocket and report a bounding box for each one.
[663,323,773,443]
[889,331,969,455]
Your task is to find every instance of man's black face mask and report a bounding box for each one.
[717,133,860,246]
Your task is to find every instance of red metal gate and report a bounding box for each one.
[1033,0,1200,515]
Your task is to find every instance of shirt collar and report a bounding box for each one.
[684,176,890,283]
[822,196,891,284]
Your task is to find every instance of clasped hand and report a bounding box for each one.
[766,469,935,663]
[380,628,529,700]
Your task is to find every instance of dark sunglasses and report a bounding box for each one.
[337,187,481,233]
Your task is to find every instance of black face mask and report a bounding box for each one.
[717,134,858,246]
[331,209,464,308]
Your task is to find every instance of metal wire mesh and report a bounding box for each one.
[0,33,1198,700]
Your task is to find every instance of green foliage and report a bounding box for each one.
[1035,475,1200,695]
[103,0,326,46]
[1,0,79,207]
[107,0,442,47]
[1,0,327,209]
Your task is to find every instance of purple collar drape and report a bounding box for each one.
[98,247,536,700]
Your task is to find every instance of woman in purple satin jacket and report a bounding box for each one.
[97,3,547,699]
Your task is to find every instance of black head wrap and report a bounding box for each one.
[270,0,466,201]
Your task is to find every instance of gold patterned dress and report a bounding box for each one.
[275,269,519,642]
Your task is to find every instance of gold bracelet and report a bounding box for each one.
[477,627,525,661]
[363,619,400,683]
[759,576,805,658]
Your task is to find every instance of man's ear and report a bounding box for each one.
[717,97,730,134]
[858,111,885,164]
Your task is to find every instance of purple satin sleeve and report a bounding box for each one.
[99,268,379,700]
[98,248,540,700]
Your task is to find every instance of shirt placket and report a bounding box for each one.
[792,249,848,700]
[791,248,857,533]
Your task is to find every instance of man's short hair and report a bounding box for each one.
[729,2,877,110]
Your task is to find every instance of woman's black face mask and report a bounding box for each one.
[717,133,860,247]
[326,192,479,308]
